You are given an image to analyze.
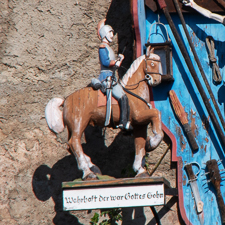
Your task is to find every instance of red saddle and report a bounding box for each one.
[97,90,118,107]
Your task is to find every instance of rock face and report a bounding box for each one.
[0,0,179,224]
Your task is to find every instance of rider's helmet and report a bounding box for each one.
[97,19,114,42]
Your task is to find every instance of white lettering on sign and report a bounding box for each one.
[63,184,164,211]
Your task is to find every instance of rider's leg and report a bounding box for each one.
[112,83,132,130]
[91,78,102,90]
[118,95,131,129]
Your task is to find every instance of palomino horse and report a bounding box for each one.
[45,48,167,180]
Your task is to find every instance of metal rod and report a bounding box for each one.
[148,145,170,176]
[172,0,225,131]
[157,0,225,149]
[150,206,162,225]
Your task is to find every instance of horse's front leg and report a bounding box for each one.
[133,126,150,178]
[133,108,164,151]
[68,134,98,180]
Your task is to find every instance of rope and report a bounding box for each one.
[205,36,222,84]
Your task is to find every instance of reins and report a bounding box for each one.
[119,77,146,90]
[121,84,152,109]
[119,75,153,109]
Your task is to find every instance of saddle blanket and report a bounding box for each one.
[97,90,118,107]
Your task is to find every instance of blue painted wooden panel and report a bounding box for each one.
[145,6,225,225]
[137,0,146,55]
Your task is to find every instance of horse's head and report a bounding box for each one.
[121,48,173,88]
[144,47,163,87]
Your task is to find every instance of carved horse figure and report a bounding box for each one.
[45,48,167,180]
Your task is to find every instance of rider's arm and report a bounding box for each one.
[184,0,225,24]
[99,44,115,67]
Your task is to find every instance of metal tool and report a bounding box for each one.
[173,0,225,131]
[157,0,225,149]
[205,159,225,224]
[105,76,112,126]
[184,162,204,225]
[205,36,222,84]
[169,90,199,151]
[104,46,124,127]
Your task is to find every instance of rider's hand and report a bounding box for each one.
[118,54,124,62]
[115,54,124,67]
[115,60,122,67]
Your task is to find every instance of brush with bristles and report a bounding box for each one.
[169,90,199,151]
[206,159,225,223]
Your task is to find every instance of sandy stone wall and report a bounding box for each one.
[0,0,180,224]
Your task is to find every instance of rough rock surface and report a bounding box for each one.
[0,0,181,224]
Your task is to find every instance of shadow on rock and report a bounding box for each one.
[32,155,83,225]
[83,125,135,178]
[32,125,137,224]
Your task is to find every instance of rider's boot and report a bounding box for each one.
[91,78,102,90]
[117,95,133,131]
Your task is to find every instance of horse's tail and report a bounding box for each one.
[45,97,65,133]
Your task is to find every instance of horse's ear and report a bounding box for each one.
[150,47,155,54]
[146,46,151,57]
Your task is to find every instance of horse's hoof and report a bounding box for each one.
[83,172,98,181]
[145,136,153,152]
[135,172,150,178]
[145,134,163,152]
[90,165,102,175]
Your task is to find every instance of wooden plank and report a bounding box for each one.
[144,4,225,224]
[62,176,171,189]
[145,0,225,13]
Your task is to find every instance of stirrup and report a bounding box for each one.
[116,121,133,131]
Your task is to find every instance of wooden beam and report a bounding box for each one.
[145,0,225,13]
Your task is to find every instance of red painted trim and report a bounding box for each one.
[177,157,192,225]
[162,124,192,225]
[162,124,177,161]
[133,0,156,107]
[132,2,191,224]
[132,0,142,57]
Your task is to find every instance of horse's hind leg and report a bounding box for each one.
[68,134,98,180]
[146,109,164,151]
[64,88,100,180]
[133,126,150,178]
[133,108,164,151]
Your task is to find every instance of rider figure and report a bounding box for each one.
[91,19,132,131]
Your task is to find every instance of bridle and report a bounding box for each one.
[120,55,162,109]
[144,55,162,75]
[120,55,163,90]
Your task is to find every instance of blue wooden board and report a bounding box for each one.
[141,3,225,225]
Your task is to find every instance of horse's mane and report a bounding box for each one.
[121,55,145,86]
